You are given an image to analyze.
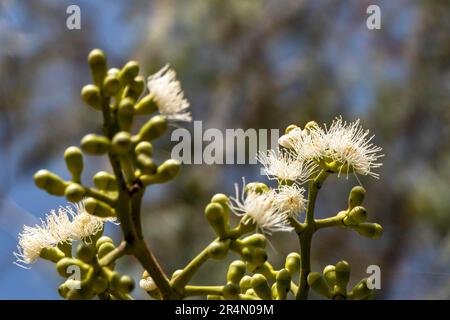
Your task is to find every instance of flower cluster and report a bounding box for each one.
[14,201,114,267]
[232,117,383,235]
[279,117,383,178]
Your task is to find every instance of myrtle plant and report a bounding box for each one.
[15,49,384,300]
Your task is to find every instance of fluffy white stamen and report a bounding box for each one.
[147,65,192,122]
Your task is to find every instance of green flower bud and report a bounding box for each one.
[120,61,140,85]
[112,131,132,154]
[135,141,153,156]
[136,154,157,175]
[335,260,351,295]
[64,146,83,182]
[39,247,65,263]
[276,269,291,300]
[323,265,337,287]
[95,236,114,250]
[88,49,107,87]
[81,84,102,110]
[344,206,367,226]
[285,252,301,275]
[245,182,269,194]
[108,271,121,290]
[118,97,135,131]
[247,247,267,267]
[103,74,121,96]
[93,171,117,191]
[117,275,135,294]
[351,223,383,239]
[251,274,272,300]
[137,115,167,142]
[245,288,257,297]
[125,76,145,100]
[205,202,227,238]
[207,240,230,260]
[65,183,86,203]
[307,272,332,298]
[211,193,229,206]
[271,283,278,300]
[56,258,88,278]
[239,275,252,292]
[81,134,111,155]
[34,169,67,196]
[227,260,246,284]
[97,242,116,259]
[84,197,116,218]
[134,94,158,115]
[76,243,96,263]
[348,186,366,210]
[347,278,372,300]
[222,282,240,300]
[242,234,267,248]
[140,159,180,185]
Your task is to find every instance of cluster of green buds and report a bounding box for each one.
[204,252,301,300]
[308,261,373,300]
[54,235,134,300]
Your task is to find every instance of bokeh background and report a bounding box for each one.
[0,0,449,299]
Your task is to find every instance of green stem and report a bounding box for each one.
[98,241,128,267]
[315,215,344,230]
[85,187,116,207]
[171,246,211,290]
[296,170,329,300]
[100,93,176,300]
[184,285,224,297]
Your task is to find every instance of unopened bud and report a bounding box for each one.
[348,186,366,210]
[125,76,145,100]
[134,94,158,115]
[222,282,240,300]
[135,141,153,156]
[81,84,102,110]
[323,265,336,287]
[207,240,230,260]
[93,171,117,191]
[136,154,157,175]
[76,243,96,263]
[137,115,167,142]
[348,278,372,300]
[84,198,116,218]
[39,247,65,263]
[251,274,271,300]
[227,260,246,284]
[307,272,332,298]
[103,74,121,96]
[242,234,267,248]
[64,146,83,182]
[65,183,86,202]
[285,252,301,275]
[351,223,383,239]
[112,131,132,154]
[276,269,291,300]
[88,49,107,86]
[120,61,140,85]
[34,169,67,196]
[140,159,180,185]
[81,134,110,155]
[344,206,367,226]
[335,260,351,295]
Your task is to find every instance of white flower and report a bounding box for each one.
[273,184,307,217]
[147,65,192,122]
[257,148,316,183]
[14,201,114,267]
[230,181,293,234]
[322,117,383,178]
